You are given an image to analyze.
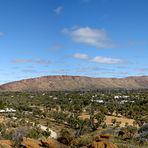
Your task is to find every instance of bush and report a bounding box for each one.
[57,128,74,145]
[72,136,92,147]
[12,127,28,144]
[138,123,148,134]
[27,127,42,139]
[138,123,148,144]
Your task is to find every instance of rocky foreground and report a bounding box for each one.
[0,134,118,148]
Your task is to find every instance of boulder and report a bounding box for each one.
[21,138,41,148]
[99,134,111,139]
[89,134,118,148]
[0,140,14,148]
[89,141,118,148]
[40,139,68,148]
[0,143,12,148]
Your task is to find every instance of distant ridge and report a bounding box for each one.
[0,75,148,91]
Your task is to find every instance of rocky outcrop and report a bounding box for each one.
[21,138,41,148]
[0,75,148,91]
[0,140,14,148]
[89,141,118,148]
[40,139,68,148]
[0,138,68,148]
[89,134,118,148]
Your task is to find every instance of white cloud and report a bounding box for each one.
[63,27,113,48]
[72,53,124,64]
[22,69,49,73]
[54,6,63,15]
[90,56,123,64]
[73,53,89,60]
[137,68,148,72]
[12,59,51,66]
[0,32,4,36]
[78,66,108,72]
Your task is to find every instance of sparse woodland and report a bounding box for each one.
[0,89,147,147]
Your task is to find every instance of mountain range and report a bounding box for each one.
[0,75,148,91]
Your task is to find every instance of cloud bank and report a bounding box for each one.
[72,53,124,64]
[12,59,51,66]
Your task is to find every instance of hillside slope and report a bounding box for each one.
[0,75,148,91]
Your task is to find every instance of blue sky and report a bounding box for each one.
[0,0,148,83]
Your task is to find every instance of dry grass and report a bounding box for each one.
[78,113,137,127]
[105,115,136,127]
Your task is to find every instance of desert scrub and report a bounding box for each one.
[72,135,92,147]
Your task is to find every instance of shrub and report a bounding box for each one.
[27,128,41,139]
[57,128,74,145]
[138,123,148,134]
[72,136,92,147]
[12,127,28,145]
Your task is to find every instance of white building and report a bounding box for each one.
[0,108,16,113]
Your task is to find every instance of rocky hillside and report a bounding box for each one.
[0,75,148,91]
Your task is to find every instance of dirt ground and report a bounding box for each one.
[78,113,137,127]
[0,116,4,123]
[104,115,136,127]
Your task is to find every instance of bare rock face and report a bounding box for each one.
[0,140,14,148]
[0,138,68,148]
[21,138,41,148]
[0,75,148,91]
[40,139,68,148]
[89,141,118,148]
[0,143,12,148]
[89,134,118,148]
